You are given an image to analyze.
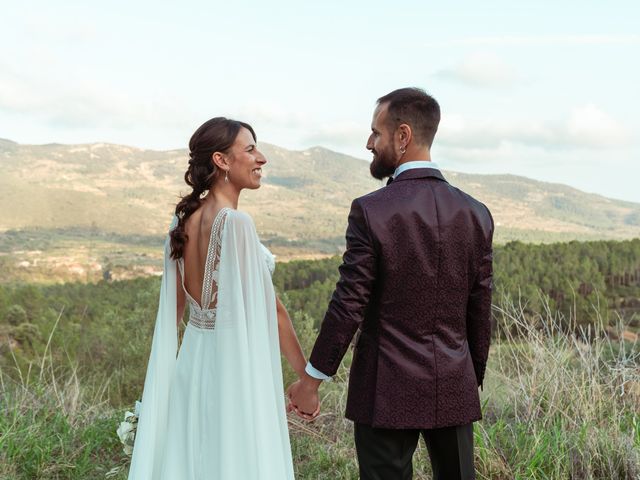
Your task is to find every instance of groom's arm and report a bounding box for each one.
[309,198,377,376]
[466,209,494,390]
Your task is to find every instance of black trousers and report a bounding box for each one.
[354,422,475,480]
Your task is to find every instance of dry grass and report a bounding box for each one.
[1,299,638,479]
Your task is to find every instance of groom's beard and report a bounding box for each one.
[369,147,397,180]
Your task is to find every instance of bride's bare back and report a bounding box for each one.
[180,203,227,308]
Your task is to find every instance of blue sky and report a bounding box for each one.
[1,0,639,202]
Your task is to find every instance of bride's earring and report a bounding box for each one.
[224,170,229,183]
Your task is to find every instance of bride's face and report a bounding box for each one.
[227,127,267,190]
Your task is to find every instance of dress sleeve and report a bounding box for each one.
[211,210,290,465]
[214,210,277,328]
[260,243,276,277]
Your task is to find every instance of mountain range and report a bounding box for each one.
[1,138,639,261]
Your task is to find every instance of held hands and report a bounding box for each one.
[286,376,321,421]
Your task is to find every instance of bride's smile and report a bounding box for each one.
[221,126,267,190]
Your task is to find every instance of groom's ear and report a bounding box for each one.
[396,123,413,148]
[212,152,230,170]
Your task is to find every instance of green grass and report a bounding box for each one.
[1,300,638,479]
[0,372,129,480]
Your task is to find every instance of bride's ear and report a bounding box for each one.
[212,152,230,171]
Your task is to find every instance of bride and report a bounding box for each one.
[127,117,315,479]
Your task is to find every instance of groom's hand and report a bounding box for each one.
[287,376,321,421]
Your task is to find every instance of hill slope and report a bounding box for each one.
[1,139,639,252]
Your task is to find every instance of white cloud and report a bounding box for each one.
[230,101,313,130]
[425,34,640,48]
[433,52,519,88]
[566,104,630,147]
[224,103,369,156]
[0,60,192,131]
[437,105,631,151]
[436,142,640,203]
[300,121,364,149]
[22,14,99,44]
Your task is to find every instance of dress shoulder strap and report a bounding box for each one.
[201,207,230,309]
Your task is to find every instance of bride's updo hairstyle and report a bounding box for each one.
[170,117,256,259]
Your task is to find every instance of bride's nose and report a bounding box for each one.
[256,151,267,165]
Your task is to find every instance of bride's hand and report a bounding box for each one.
[287,380,320,421]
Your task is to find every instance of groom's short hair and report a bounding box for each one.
[377,88,440,147]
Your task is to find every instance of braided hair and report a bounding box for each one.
[169,117,256,259]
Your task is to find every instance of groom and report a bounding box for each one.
[288,87,494,480]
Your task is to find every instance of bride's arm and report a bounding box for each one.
[275,295,306,378]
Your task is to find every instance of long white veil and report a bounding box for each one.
[127,216,178,478]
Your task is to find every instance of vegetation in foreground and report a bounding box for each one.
[1,239,639,478]
[1,297,638,480]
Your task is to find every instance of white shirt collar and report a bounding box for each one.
[393,161,440,179]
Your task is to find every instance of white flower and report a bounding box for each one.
[116,401,141,456]
[117,420,134,442]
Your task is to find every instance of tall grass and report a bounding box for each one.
[285,297,640,479]
[1,300,638,479]
[477,297,639,479]
[0,316,129,480]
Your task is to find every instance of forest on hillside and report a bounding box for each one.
[1,238,638,407]
[275,238,640,330]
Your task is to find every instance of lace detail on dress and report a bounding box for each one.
[178,209,276,331]
[178,207,230,330]
[201,208,227,311]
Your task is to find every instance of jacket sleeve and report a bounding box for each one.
[466,208,494,389]
[309,198,377,376]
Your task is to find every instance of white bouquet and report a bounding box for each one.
[117,400,141,456]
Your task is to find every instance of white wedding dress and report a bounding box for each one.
[128,208,295,479]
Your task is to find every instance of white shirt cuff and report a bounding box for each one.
[305,362,332,382]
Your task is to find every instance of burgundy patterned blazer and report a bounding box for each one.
[309,167,494,429]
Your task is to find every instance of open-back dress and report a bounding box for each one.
[127,208,295,479]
